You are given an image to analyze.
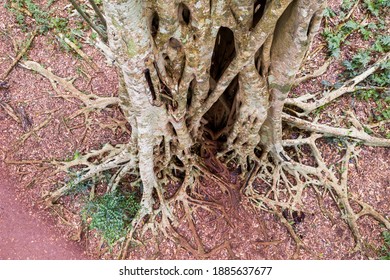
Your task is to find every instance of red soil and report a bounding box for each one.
[0,166,88,260]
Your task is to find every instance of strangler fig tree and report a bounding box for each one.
[44,0,389,258]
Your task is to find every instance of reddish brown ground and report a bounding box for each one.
[0,166,88,259]
[0,0,388,260]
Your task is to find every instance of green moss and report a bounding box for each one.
[110,16,120,28]
[126,39,137,57]
[269,82,291,94]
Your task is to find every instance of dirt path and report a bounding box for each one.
[0,167,88,260]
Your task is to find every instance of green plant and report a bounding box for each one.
[64,171,93,196]
[373,35,390,53]
[332,11,390,123]
[342,51,377,81]
[353,61,390,121]
[364,0,390,16]
[82,191,140,246]
[322,0,389,57]
[323,7,336,18]
[341,0,355,11]
[322,18,364,58]
[322,28,344,58]
[5,0,87,51]
[6,0,51,33]
[379,230,390,260]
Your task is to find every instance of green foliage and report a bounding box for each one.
[5,0,86,51]
[356,61,390,121]
[66,166,140,246]
[323,7,336,18]
[341,0,355,11]
[46,0,56,8]
[321,1,390,124]
[379,230,390,260]
[64,171,93,196]
[342,50,372,77]
[373,35,390,53]
[363,0,390,16]
[82,192,140,246]
[322,28,344,58]
[322,19,365,57]
[6,0,64,34]
[322,0,389,57]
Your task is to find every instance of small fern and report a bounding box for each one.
[82,191,140,246]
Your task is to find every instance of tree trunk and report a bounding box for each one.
[101,0,324,215]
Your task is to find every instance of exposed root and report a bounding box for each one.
[118,166,237,259]
[244,132,389,258]
[8,59,388,259]
[19,60,119,116]
[283,113,390,147]
[44,143,137,204]
[294,57,333,85]
[0,29,37,80]
[286,53,389,115]
[4,0,388,261]
[16,60,125,146]
[17,114,52,145]
[56,33,99,71]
